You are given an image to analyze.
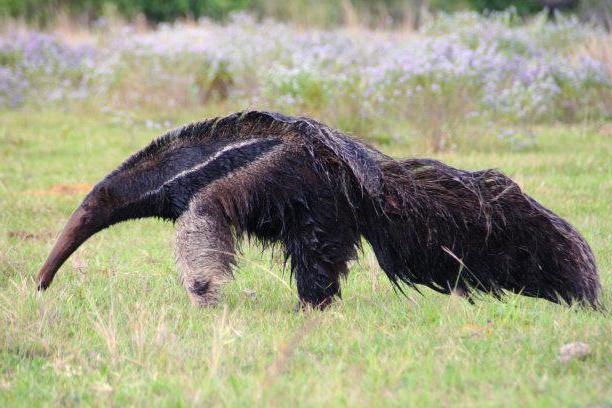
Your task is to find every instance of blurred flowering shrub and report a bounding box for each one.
[1,11,610,147]
[0,32,100,107]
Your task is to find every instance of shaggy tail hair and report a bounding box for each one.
[360,158,601,308]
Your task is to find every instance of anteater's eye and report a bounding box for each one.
[95,185,116,203]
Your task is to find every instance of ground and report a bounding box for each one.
[0,109,610,407]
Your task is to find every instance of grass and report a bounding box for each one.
[0,108,610,407]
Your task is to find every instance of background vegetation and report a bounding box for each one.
[1,10,610,149]
[1,0,609,27]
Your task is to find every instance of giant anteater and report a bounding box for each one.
[37,111,601,309]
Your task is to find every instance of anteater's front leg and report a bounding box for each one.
[175,204,234,307]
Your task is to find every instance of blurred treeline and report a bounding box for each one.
[1,0,609,28]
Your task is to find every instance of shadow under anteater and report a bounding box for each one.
[37,111,601,310]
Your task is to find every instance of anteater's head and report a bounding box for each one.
[37,186,113,290]
[35,165,169,290]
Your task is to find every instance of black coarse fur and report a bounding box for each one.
[39,111,601,309]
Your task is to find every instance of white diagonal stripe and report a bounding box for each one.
[139,137,277,200]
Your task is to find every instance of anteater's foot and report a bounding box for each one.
[186,280,221,307]
[294,297,334,312]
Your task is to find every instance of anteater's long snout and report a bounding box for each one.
[37,205,103,290]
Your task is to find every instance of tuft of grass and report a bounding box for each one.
[0,109,610,406]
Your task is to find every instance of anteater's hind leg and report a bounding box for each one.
[175,204,234,307]
[286,213,359,309]
[295,257,348,309]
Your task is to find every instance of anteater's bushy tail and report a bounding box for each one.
[361,158,601,308]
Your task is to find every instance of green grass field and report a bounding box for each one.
[1,109,610,407]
